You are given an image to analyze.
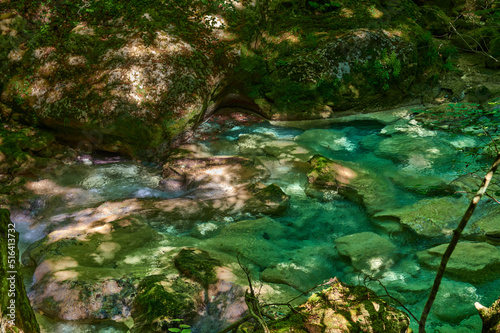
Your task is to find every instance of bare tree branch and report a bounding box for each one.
[419,153,500,333]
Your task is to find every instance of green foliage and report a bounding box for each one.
[364,49,401,90]
[416,31,440,67]
[307,0,342,13]
[167,319,192,333]
[416,100,500,171]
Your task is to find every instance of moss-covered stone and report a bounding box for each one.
[173,248,221,287]
[417,242,500,283]
[267,280,411,333]
[0,209,40,333]
[477,297,500,333]
[130,275,198,333]
[246,183,290,216]
[307,155,397,214]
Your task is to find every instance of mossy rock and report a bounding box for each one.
[173,248,221,287]
[268,280,411,332]
[477,297,500,333]
[131,275,197,333]
[245,183,290,216]
[417,242,500,283]
[307,155,397,214]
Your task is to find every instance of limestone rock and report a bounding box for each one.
[295,129,356,152]
[417,242,500,283]
[335,232,397,274]
[22,215,167,320]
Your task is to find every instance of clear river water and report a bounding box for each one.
[12,108,500,333]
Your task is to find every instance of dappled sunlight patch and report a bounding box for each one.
[26,179,89,202]
[123,253,149,265]
[45,199,143,243]
[34,257,78,283]
[403,154,432,170]
[71,22,95,36]
[340,8,354,18]
[368,6,384,19]
[67,55,86,67]
[37,61,58,77]
[331,163,357,184]
[53,270,79,280]
[91,241,121,265]
[7,48,24,61]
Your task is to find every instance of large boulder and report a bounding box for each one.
[417,242,500,283]
[203,216,288,268]
[374,134,458,169]
[267,279,411,333]
[22,215,166,320]
[0,1,235,158]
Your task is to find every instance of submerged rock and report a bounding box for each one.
[203,217,288,268]
[472,207,500,240]
[374,196,469,237]
[374,134,458,169]
[417,242,500,283]
[307,155,397,214]
[173,248,221,288]
[335,232,398,275]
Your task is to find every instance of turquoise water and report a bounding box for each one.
[13,113,500,332]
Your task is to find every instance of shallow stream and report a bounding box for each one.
[12,108,500,332]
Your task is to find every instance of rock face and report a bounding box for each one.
[268,280,411,333]
[1,2,235,158]
[0,209,40,333]
[417,242,500,283]
[335,232,398,275]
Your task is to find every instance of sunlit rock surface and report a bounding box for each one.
[374,197,470,237]
[306,155,397,214]
[476,297,500,333]
[266,280,411,333]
